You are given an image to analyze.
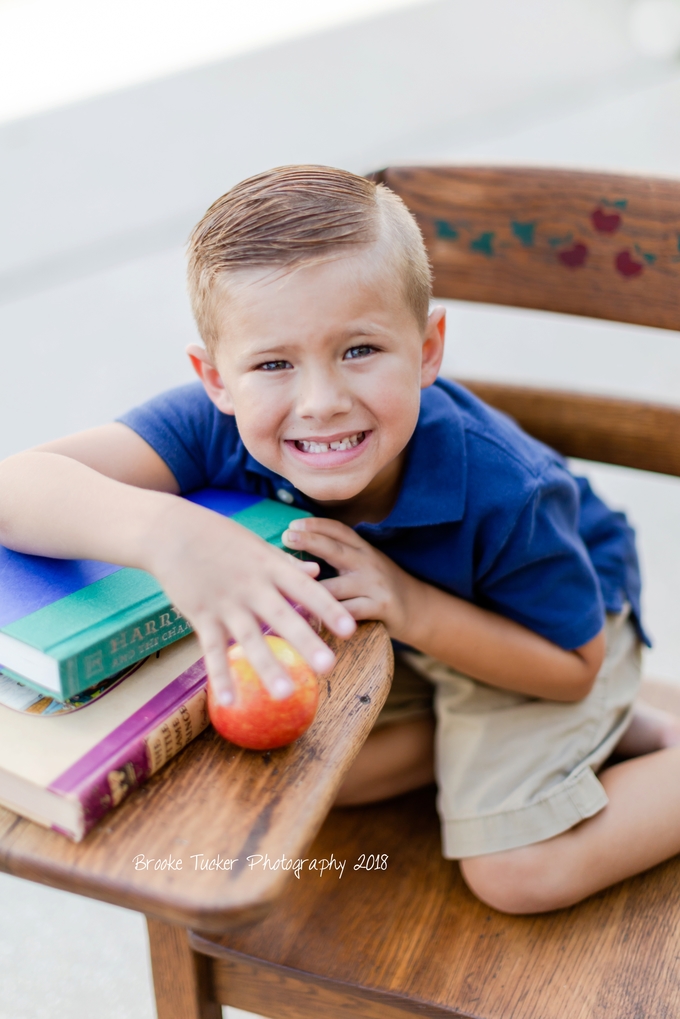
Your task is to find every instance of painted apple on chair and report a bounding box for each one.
[558,242,589,268]
[615,250,644,278]
[591,208,622,233]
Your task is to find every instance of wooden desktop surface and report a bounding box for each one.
[0,622,393,933]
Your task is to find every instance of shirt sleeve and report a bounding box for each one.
[476,464,606,650]
[116,383,229,493]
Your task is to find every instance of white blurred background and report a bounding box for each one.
[1,1,679,1016]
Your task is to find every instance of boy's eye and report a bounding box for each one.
[257,360,292,371]
[344,344,376,360]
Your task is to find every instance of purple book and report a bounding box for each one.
[0,606,316,840]
[0,636,208,840]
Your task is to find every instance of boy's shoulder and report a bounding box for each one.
[126,380,220,421]
[117,382,246,494]
[424,378,572,514]
[390,379,581,556]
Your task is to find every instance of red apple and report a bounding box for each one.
[208,636,319,750]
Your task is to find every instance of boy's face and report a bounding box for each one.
[189,245,445,520]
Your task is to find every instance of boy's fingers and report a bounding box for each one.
[329,596,374,620]
[280,567,356,640]
[289,516,363,546]
[254,591,337,675]
[226,609,298,700]
[199,622,234,706]
[282,527,358,569]
[288,557,321,576]
[320,574,363,601]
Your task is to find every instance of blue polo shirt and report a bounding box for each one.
[118,378,645,651]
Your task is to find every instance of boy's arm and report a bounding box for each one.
[390,580,605,702]
[283,518,606,703]
[0,426,356,700]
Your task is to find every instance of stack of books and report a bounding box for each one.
[0,488,309,839]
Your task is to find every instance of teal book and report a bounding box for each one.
[0,489,309,701]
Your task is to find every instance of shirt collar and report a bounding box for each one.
[243,381,467,529]
[361,381,467,533]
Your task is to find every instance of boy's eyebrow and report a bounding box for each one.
[242,323,387,358]
[338,324,384,338]
[244,344,292,357]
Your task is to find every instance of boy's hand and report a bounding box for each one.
[147,501,356,706]
[281,518,605,704]
[281,517,418,641]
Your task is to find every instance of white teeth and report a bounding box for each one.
[296,432,364,454]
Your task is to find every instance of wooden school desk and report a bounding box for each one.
[4,164,680,1018]
[0,624,393,971]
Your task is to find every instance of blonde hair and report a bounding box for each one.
[187,165,432,351]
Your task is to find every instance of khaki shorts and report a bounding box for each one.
[374,606,642,858]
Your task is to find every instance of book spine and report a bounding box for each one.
[60,683,210,840]
[47,607,319,840]
[59,599,318,700]
[59,604,193,699]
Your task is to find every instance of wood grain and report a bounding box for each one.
[193,677,680,1019]
[0,622,393,932]
[457,379,680,477]
[209,951,459,1019]
[372,166,680,331]
[147,917,221,1019]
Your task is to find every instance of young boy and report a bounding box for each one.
[2,165,680,915]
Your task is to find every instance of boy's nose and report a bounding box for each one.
[295,369,353,420]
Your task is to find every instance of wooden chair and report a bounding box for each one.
[150,165,680,1018]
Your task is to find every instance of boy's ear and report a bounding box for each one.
[420,305,446,388]
[186,343,235,415]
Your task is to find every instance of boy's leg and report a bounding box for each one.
[334,697,680,809]
[460,745,680,914]
[615,700,680,756]
[335,652,436,806]
[334,715,435,806]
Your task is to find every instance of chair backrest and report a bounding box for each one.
[371,166,680,476]
[372,166,680,331]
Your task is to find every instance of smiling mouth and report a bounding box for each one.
[294,431,366,454]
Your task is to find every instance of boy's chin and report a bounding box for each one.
[292,475,367,506]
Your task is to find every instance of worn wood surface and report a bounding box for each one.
[147,917,221,1019]
[0,622,393,932]
[457,379,680,477]
[210,951,455,1019]
[192,678,680,1019]
[372,166,680,332]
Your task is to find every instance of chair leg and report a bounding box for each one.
[146,917,222,1019]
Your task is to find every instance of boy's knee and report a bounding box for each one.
[460,846,576,915]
